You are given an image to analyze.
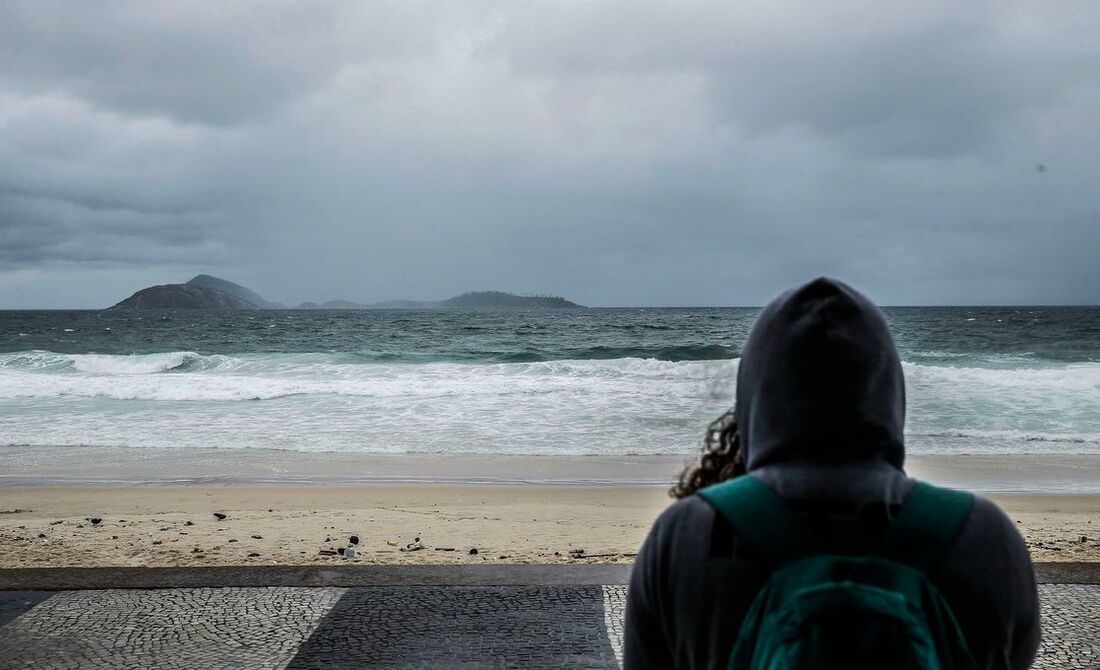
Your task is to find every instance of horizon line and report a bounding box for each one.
[3,303,1100,311]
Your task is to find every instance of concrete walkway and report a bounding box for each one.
[1,565,1096,669]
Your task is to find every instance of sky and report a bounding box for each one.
[1,1,1099,308]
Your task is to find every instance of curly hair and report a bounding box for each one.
[670,406,746,499]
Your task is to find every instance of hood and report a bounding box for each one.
[735,277,905,472]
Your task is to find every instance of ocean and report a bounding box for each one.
[1,307,1099,460]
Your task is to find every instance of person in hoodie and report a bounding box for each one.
[623,277,1039,670]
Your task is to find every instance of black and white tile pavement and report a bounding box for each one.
[0,584,1095,668]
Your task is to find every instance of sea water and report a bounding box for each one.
[1,307,1098,458]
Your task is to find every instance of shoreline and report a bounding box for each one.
[1,482,1098,569]
[2,447,1100,494]
[5,449,1098,569]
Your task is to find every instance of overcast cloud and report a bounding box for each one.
[2,1,1099,307]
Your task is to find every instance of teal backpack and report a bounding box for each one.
[697,476,979,670]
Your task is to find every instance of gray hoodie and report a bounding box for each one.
[623,278,1039,669]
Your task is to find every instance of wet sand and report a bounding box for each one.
[1,484,1097,569]
[3,448,1100,493]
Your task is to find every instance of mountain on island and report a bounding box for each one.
[109,283,262,310]
[185,274,284,309]
[109,275,279,310]
[295,291,583,310]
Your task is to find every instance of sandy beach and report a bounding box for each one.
[1,483,1097,569]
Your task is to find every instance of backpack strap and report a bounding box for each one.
[698,477,974,572]
[882,481,974,574]
[697,475,825,566]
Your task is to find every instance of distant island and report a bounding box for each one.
[109,277,583,310]
[109,275,277,310]
[110,283,261,310]
[441,292,581,309]
[297,291,582,310]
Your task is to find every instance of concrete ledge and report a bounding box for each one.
[0,564,635,591]
[1034,562,1100,585]
[0,562,1095,591]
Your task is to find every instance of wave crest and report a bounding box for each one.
[0,350,203,375]
[0,350,738,402]
[902,360,1100,391]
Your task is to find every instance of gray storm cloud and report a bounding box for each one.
[1,1,1098,307]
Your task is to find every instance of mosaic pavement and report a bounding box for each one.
[0,584,1095,668]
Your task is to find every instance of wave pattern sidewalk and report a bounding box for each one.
[0,584,1096,668]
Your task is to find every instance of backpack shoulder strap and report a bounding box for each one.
[697,475,825,566]
[882,481,974,574]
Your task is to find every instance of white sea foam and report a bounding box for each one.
[911,429,1100,444]
[0,351,1097,456]
[70,352,201,375]
[901,360,1100,392]
[0,351,732,401]
[0,350,201,375]
[0,351,738,454]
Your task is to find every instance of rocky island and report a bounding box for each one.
[439,291,582,309]
[295,291,583,310]
[109,275,274,310]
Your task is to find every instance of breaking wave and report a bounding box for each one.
[0,350,737,402]
[1,350,1097,455]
